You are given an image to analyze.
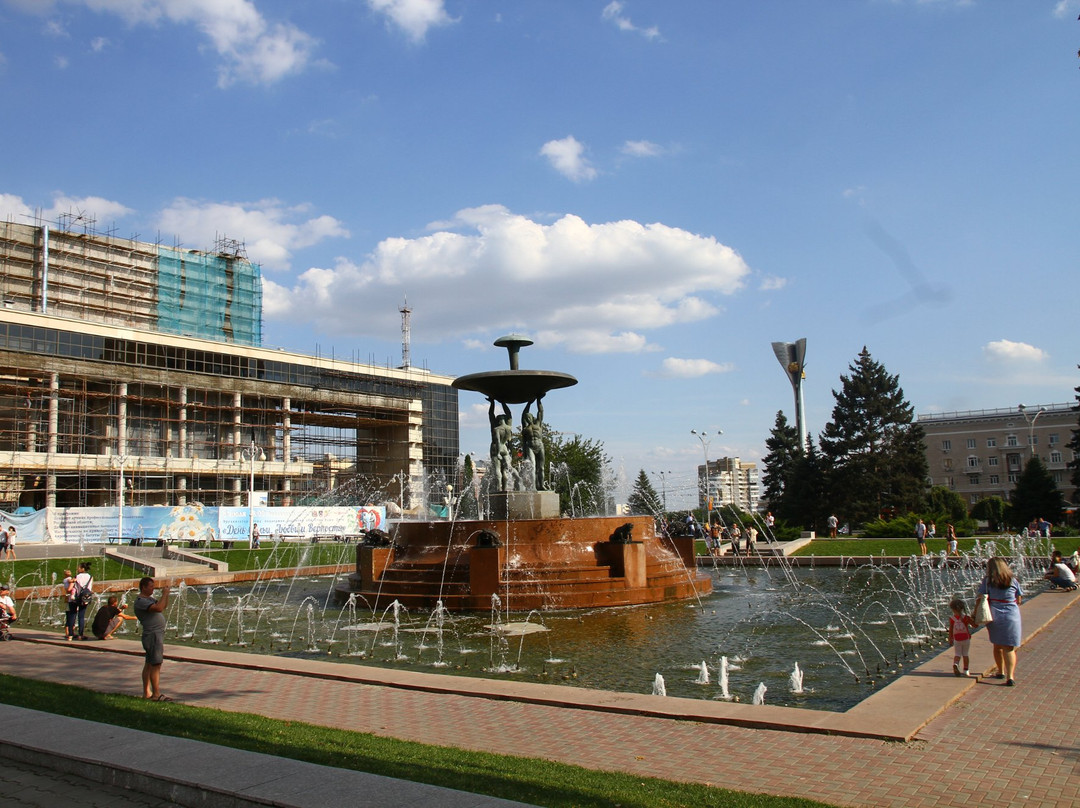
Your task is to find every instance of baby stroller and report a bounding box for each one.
[0,614,12,641]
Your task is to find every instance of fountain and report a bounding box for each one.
[336,335,710,611]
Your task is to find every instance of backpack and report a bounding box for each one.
[72,577,93,608]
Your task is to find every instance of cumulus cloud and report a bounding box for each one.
[602,1,660,40]
[540,136,597,183]
[983,340,1048,363]
[621,140,663,157]
[273,204,751,353]
[0,192,133,224]
[156,198,349,271]
[758,274,787,291]
[367,0,455,43]
[1053,0,1080,19]
[17,0,318,87]
[652,358,734,379]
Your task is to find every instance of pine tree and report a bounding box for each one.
[627,469,663,516]
[819,347,928,526]
[544,428,610,516]
[778,436,828,531]
[1067,372,1080,502]
[1009,456,1065,530]
[761,410,801,512]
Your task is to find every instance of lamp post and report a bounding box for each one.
[241,438,263,543]
[653,470,672,512]
[1018,404,1046,464]
[116,455,128,543]
[690,430,720,522]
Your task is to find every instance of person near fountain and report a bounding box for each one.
[1,524,14,560]
[745,524,757,554]
[251,523,261,549]
[947,598,976,676]
[65,562,93,641]
[707,520,720,556]
[134,576,172,701]
[915,519,928,556]
[976,557,1023,686]
[521,396,546,490]
[946,523,959,557]
[488,398,513,491]
[91,595,136,640]
[1043,551,1077,591]
[827,514,838,538]
[0,583,16,622]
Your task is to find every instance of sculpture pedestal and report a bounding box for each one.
[359,546,394,589]
[489,491,560,520]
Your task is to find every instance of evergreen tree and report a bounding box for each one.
[777,437,828,532]
[627,469,663,516]
[819,347,928,526]
[761,410,801,512]
[1009,456,1065,530]
[458,454,479,519]
[1067,372,1080,502]
[971,496,1008,532]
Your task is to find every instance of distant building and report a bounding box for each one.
[918,403,1076,506]
[0,218,458,511]
[696,457,759,513]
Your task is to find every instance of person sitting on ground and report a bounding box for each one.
[1043,551,1078,591]
[91,595,137,640]
[0,583,17,623]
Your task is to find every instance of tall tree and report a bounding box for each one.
[627,469,663,516]
[819,347,928,526]
[761,410,801,512]
[777,436,828,531]
[544,429,610,516]
[1009,456,1065,530]
[1067,371,1080,503]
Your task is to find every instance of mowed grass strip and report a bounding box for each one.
[0,674,834,808]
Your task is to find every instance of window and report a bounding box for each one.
[1006,435,1018,447]
[1049,433,1059,445]
[1051,451,1062,464]
[941,440,952,451]
[966,438,976,449]
[1054,472,1063,483]
[988,456,999,467]
[986,437,996,448]
[989,475,999,484]
[947,476,955,489]
[1029,435,1038,446]
[1008,473,1019,484]
[968,474,980,485]
[943,458,953,471]
[966,456,980,469]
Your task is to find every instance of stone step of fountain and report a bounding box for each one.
[502,564,614,582]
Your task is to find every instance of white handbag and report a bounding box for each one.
[974,593,993,624]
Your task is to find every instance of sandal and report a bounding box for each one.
[150,694,173,702]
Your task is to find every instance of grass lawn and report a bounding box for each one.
[0,675,835,808]
[789,536,1080,558]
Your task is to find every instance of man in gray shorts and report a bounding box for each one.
[133,576,171,700]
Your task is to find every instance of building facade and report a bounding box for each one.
[696,456,760,513]
[918,403,1076,506]
[0,219,458,512]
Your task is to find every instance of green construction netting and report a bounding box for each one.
[157,247,262,346]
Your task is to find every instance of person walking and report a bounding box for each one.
[3,525,14,560]
[134,576,171,700]
[65,562,93,641]
[947,598,976,677]
[915,519,928,556]
[977,557,1023,687]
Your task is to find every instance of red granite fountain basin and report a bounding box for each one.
[337,515,710,612]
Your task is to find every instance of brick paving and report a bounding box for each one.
[4,591,1080,808]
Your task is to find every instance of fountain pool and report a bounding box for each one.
[19,549,1049,712]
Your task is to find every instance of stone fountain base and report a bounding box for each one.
[335,514,710,612]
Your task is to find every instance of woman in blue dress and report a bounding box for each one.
[976,557,1023,686]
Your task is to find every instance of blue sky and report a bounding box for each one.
[1,0,1077,508]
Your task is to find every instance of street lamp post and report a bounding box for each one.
[116,455,128,543]
[241,438,263,543]
[653,470,672,512]
[1018,404,1046,464]
[690,430,721,523]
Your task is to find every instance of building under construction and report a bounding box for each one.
[0,218,458,510]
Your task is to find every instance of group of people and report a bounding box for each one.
[0,524,16,560]
[947,557,1024,685]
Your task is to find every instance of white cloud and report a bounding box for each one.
[367,0,455,43]
[0,192,133,224]
[155,198,349,270]
[982,339,1048,363]
[275,204,751,353]
[653,358,734,379]
[621,140,663,157]
[17,0,318,87]
[1053,1,1080,18]
[758,274,787,291]
[602,1,660,40]
[90,36,110,52]
[540,136,597,183]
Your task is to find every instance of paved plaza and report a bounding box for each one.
[2,586,1079,808]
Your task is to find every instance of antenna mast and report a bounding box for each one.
[399,297,411,369]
